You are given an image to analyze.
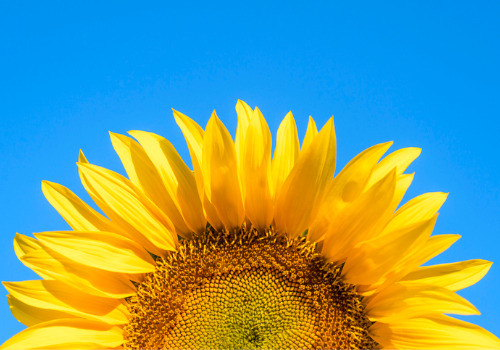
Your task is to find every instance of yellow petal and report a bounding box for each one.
[308,142,392,243]
[129,130,206,235]
[275,118,336,237]
[321,169,397,262]
[21,247,136,298]
[173,109,223,229]
[388,173,414,215]
[13,234,41,259]
[366,147,421,187]
[41,181,118,233]
[34,231,155,274]
[343,215,437,286]
[366,283,479,323]
[331,142,393,203]
[172,109,205,173]
[241,108,273,229]
[385,191,448,233]
[402,259,493,291]
[374,234,461,291]
[202,194,223,230]
[4,280,129,325]
[301,116,318,151]
[78,162,176,254]
[0,319,123,350]
[77,151,168,253]
[13,234,52,280]
[7,294,77,326]
[371,315,500,350]
[172,109,205,196]
[271,111,300,199]
[202,111,244,229]
[235,99,253,168]
[417,234,461,266]
[109,132,191,236]
[400,234,461,272]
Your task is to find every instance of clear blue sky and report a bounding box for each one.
[1,0,499,343]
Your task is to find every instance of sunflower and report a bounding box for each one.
[1,100,499,350]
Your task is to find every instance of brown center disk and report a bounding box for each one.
[124,227,378,350]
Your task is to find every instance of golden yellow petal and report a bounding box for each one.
[385,191,448,233]
[366,282,479,323]
[371,315,500,349]
[109,132,191,236]
[241,108,273,229]
[4,280,129,325]
[308,142,392,243]
[172,109,224,228]
[21,247,136,298]
[78,162,176,254]
[41,181,117,233]
[402,259,493,291]
[388,173,414,216]
[172,109,205,172]
[420,234,461,263]
[13,234,41,259]
[13,234,52,280]
[343,215,437,286]
[34,231,155,274]
[275,118,336,237]
[321,169,397,262]
[202,111,244,229]
[129,130,206,235]
[7,294,77,326]
[172,109,205,197]
[367,147,421,187]
[0,319,123,350]
[202,194,223,230]
[374,234,461,291]
[301,116,318,151]
[235,99,254,169]
[271,111,300,199]
[77,152,169,254]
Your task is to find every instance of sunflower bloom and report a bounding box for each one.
[2,100,499,349]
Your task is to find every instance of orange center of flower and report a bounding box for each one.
[123,227,378,350]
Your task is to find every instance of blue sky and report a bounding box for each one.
[1,0,499,344]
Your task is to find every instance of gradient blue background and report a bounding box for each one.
[1,0,499,344]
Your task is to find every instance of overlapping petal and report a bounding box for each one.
[202,112,245,229]
[0,319,123,350]
[4,280,129,325]
[371,315,500,350]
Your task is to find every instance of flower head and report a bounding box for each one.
[2,100,499,349]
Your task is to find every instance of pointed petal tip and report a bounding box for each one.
[40,180,50,189]
[78,150,88,163]
[171,108,185,120]
[236,99,248,107]
[108,131,124,144]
